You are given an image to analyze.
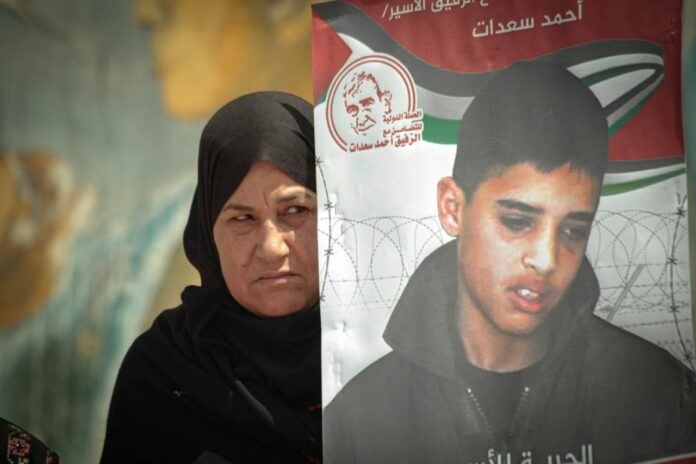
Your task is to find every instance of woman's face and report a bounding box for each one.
[213,161,319,317]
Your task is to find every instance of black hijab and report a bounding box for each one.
[184,91,316,290]
[102,93,322,463]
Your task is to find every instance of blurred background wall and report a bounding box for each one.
[0,1,694,463]
[0,1,312,462]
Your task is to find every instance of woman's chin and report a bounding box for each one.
[244,294,316,318]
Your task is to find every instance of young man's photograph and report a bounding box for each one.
[324,61,696,464]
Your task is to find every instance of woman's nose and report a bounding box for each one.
[256,219,290,262]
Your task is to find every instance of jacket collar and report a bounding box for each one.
[383,240,600,380]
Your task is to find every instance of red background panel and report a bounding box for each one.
[318,0,685,161]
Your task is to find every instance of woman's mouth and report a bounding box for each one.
[256,271,298,284]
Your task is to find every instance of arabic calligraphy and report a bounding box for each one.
[383,0,425,21]
[472,0,583,38]
[542,0,583,28]
[432,0,489,13]
[349,110,423,153]
[468,445,594,464]
[472,17,534,37]
[547,445,593,464]
[383,0,489,21]
[382,110,423,124]
[383,0,581,26]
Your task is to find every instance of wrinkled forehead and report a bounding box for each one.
[220,160,315,207]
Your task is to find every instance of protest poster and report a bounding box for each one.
[312,1,695,462]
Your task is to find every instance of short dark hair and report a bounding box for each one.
[452,61,608,199]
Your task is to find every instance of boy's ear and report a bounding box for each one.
[437,177,465,237]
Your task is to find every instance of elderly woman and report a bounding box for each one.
[101,93,321,463]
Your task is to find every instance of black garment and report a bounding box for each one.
[325,241,696,464]
[457,360,537,446]
[101,93,321,463]
[101,288,321,463]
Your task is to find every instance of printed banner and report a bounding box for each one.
[313,1,695,462]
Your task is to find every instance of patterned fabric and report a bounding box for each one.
[1,418,61,464]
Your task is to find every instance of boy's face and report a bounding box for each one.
[437,163,600,337]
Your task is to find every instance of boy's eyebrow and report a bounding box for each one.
[497,199,543,215]
[566,211,595,222]
[497,199,595,222]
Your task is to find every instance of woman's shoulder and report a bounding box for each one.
[115,306,188,388]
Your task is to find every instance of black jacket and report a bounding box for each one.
[324,241,696,463]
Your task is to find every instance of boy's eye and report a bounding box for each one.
[500,215,532,232]
[561,224,591,242]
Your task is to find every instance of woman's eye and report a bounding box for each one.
[230,214,253,222]
[500,215,532,232]
[285,206,308,216]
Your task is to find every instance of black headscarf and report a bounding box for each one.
[184,91,316,290]
[102,93,322,463]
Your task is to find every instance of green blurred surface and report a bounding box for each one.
[0,2,202,463]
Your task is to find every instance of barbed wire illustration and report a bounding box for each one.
[319,205,694,370]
